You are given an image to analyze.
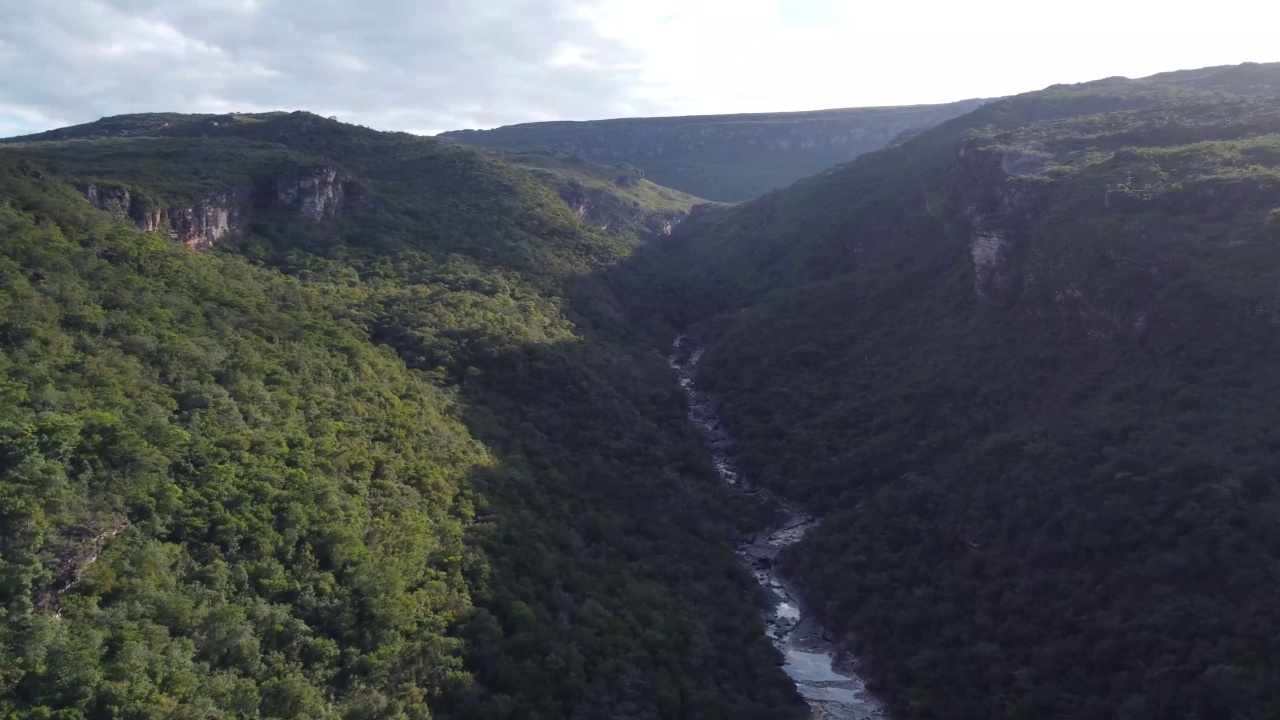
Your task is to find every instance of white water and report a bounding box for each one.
[670,336,886,720]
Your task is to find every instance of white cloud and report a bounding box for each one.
[0,0,656,135]
[1,0,1279,137]
[583,0,1280,116]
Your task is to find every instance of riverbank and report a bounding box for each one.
[670,336,886,720]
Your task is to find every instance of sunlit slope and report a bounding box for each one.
[0,113,806,720]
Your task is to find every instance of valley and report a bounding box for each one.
[671,336,884,720]
[650,61,1280,719]
[4,60,1280,720]
[0,113,804,720]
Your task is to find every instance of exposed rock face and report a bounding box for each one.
[968,218,1010,298]
[956,146,1043,298]
[166,201,236,250]
[81,184,167,233]
[82,184,130,217]
[950,146,1280,346]
[440,100,988,201]
[81,167,352,250]
[276,166,346,221]
[956,146,1169,341]
[81,183,244,250]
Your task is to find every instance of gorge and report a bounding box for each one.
[5,60,1280,720]
[671,336,885,720]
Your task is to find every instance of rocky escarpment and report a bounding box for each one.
[80,183,241,249]
[957,148,1044,297]
[276,166,349,221]
[81,184,167,233]
[948,143,1280,342]
[440,100,988,201]
[953,144,1163,340]
[164,200,238,250]
[954,145,1051,298]
[80,165,349,249]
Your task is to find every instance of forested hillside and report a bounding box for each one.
[501,151,709,242]
[649,62,1280,719]
[13,60,1280,720]
[0,114,804,719]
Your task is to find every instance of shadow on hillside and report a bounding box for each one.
[430,289,806,718]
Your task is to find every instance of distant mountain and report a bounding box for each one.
[439,100,987,202]
[640,61,1280,719]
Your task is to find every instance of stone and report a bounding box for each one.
[277,166,346,222]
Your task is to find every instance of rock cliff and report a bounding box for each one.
[81,183,244,249]
[80,166,348,249]
[276,166,347,221]
[164,198,238,250]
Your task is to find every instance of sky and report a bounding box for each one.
[2,0,1278,138]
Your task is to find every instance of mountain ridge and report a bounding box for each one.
[1,110,711,248]
[438,99,989,201]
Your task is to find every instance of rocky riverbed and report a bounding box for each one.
[670,336,886,720]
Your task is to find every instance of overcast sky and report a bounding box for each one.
[2,0,1278,138]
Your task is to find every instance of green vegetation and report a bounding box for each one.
[649,62,1280,719]
[0,136,306,206]
[17,60,1280,720]
[438,101,986,202]
[501,151,709,243]
[0,114,805,719]
[0,160,485,719]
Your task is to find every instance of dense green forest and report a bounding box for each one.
[649,62,1280,719]
[12,61,1280,720]
[0,114,805,719]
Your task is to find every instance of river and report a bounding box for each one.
[670,336,886,720]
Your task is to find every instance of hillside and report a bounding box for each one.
[502,150,711,241]
[646,62,1280,719]
[1,114,709,246]
[438,100,986,202]
[0,113,805,719]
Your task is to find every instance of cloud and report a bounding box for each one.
[580,0,1280,117]
[0,0,658,136]
[2,0,1279,138]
